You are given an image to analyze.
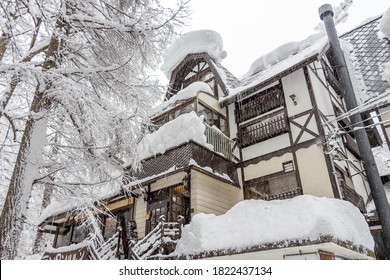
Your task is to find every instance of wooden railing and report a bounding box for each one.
[204,123,234,160]
[321,59,344,96]
[263,188,302,201]
[241,112,288,147]
[89,232,120,260]
[344,133,361,159]
[340,181,366,213]
[130,216,183,260]
[236,87,284,123]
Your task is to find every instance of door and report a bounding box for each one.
[146,199,169,233]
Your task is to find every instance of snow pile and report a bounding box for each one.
[151,82,212,116]
[139,111,212,159]
[174,195,374,255]
[341,40,370,104]
[225,36,328,99]
[161,30,227,78]
[245,42,300,76]
[169,81,213,103]
[373,144,390,176]
[379,7,390,39]
[241,33,325,79]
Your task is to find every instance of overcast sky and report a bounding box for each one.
[177,0,389,78]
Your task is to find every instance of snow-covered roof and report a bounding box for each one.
[161,30,227,78]
[341,15,390,101]
[173,195,375,256]
[220,35,329,104]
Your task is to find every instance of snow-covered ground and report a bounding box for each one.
[173,195,374,256]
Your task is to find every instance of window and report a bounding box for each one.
[146,184,191,234]
[283,161,294,173]
[103,207,134,240]
[198,102,228,135]
[72,223,88,244]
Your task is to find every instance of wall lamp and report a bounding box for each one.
[289,94,297,105]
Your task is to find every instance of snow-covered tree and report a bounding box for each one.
[0,0,189,259]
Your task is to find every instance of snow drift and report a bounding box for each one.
[174,195,374,255]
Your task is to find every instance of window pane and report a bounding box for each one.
[72,224,87,244]
[104,216,117,240]
[56,227,72,247]
[198,104,212,125]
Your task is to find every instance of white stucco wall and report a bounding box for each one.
[244,153,293,181]
[296,144,334,198]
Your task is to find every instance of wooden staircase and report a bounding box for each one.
[130,215,184,260]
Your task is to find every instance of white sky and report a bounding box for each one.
[178,0,389,78]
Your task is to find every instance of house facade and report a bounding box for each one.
[39,20,386,259]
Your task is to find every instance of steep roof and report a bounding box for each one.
[341,16,390,99]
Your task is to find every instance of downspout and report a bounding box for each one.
[319,4,390,258]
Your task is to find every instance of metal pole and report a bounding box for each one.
[319,4,390,258]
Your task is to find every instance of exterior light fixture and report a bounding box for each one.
[289,94,297,105]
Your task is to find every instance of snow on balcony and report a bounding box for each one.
[140,111,232,160]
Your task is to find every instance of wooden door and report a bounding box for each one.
[146,199,169,233]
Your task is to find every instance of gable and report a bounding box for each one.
[166,52,229,100]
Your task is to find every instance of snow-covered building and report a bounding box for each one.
[38,17,389,259]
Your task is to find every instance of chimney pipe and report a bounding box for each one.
[319,4,390,258]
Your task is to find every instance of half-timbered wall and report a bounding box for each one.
[306,58,370,203]
[244,153,294,181]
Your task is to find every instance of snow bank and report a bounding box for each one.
[161,30,227,78]
[174,195,374,255]
[379,7,390,38]
[139,111,212,159]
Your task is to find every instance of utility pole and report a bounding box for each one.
[319,4,390,259]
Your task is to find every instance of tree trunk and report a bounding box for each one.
[0,19,61,258]
[0,87,49,259]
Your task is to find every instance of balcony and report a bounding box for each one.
[241,111,289,147]
[340,181,365,213]
[204,123,234,160]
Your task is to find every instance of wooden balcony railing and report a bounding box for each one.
[340,181,365,213]
[263,188,303,201]
[241,112,288,147]
[321,59,344,96]
[204,123,234,160]
[236,87,285,123]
